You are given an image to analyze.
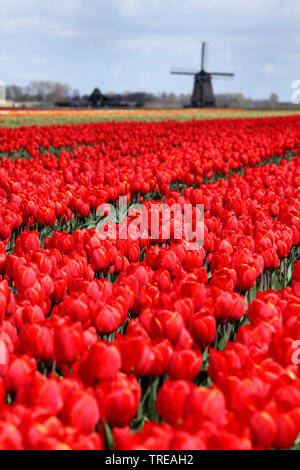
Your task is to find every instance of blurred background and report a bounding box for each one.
[0,0,299,109]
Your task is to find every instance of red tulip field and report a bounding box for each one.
[0,113,300,450]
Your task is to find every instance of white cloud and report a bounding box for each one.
[111,64,124,80]
[119,0,139,17]
[57,30,82,38]
[32,57,48,66]
[51,0,83,14]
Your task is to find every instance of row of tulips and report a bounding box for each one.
[0,148,299,354]
[0,228,231,449]
[0,237,298,449]
[0,115,298,159]
[0,115,300,449]
[0,116,300,244]
[114,263,300,450]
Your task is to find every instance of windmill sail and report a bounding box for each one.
[209,72,234,76]
[201,42,206,71]
[170,69,198,75]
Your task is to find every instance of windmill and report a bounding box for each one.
[171,42,234,107]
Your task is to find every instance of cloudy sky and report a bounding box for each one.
[0,0,299,100]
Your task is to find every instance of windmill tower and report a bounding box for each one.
[171,42,234,107]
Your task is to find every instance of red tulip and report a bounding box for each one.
[156,380,192,427]
[168,349,202,381]
[80,341,121,385]
[150,310,184,345]
[62,389,100,434]
[54,323,83,365]
[189,315,216,346]
[96,373,141,427]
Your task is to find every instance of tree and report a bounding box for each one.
[27,81,71,103]
[215,93,247,108]
[6,85,24,101]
